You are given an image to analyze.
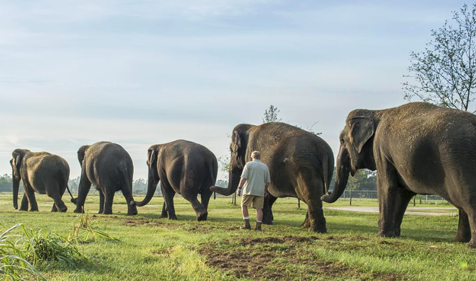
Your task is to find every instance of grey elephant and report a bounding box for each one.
[211,122,334,233]
[72,141,137,215]
[10,149,72,212]
[322,102,476,247]
[134,140,218,221]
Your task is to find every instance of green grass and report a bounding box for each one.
[0,193,473,280]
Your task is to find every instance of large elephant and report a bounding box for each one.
[322,102,476,247]
[211,122,334,233]
[134,140,218,221]
[72,141,137,215]
[10,149,72,212]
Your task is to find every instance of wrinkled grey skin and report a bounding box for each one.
[135,140,218,221]
[10,149,71,212]
[322,102,476,247]
[211,122,334,233]
[72,141,137,215]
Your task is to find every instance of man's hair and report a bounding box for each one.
[251,151,261,159]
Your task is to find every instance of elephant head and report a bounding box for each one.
[135,145,160,207]
[321,110,377,203]
[211,124,251,196]
[10,149,30,209]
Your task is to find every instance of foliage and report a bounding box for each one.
[262,104,281,123]
[68,214,119,243]
[0,224,45,281]
[21,226,86,267]
[329,168,377,192]
[0,174,13,192]
[403,3,476,112]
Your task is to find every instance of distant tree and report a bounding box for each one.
[133,178,148,194]
[403,3,476,112]
[262,105,281,123]
[0,174,13,192]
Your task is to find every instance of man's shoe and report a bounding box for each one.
[255,222,262,231]
[240,219,251,230]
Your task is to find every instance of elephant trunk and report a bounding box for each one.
[321,146,351,203]
[210,169,241,196]
[134,177,158,207]
[12,177,20,210]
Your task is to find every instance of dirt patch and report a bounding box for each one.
[199,236,406,280]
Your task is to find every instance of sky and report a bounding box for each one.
[0,0,469,181]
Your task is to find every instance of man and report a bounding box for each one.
[237,151,271,230]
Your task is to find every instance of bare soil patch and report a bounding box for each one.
[199,236,405,280]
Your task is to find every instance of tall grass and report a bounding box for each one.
[0,224,45,280]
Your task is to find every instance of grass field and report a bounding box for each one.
[0,193,474,280]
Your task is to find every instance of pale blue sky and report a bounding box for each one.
[0,0,468,180]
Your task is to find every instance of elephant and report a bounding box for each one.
[321,102,476,247]
[72,141,137,215]
[10,149,72,212]
[134,140,218,221]
[211,122,334,233]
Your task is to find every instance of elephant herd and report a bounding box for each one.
[9,102,476,248]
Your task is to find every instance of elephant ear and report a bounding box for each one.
[12,150,24,170]
[348,117,374,153]
[77,145,90,167]
[231,130,242,153]
[148,147,158,167]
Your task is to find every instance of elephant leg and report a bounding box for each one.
[263,194,277,225]
[182,190,207,221]
[19,194,29,211]
[297,171,326,233]
[160,202,168,218]
[74,174,91,213]
[161,183,177,220]
[103,188,115,215]
[51,204,58,212]
[121,183,138,216]
[98,191,105,214]
[466,210,476,248]
[376,161,399,238]
[393,188,415,237]
[199,188,213,221]
[24,188,38,212]
[47,182,68,212]
[454,209,471,243]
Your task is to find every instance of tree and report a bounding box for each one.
[403,3,476,112]
[262,105,281,123]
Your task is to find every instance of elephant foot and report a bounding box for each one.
[51,207,58,212]
[301,220,310,229]
[104,210,113,215]
[454,230,471,243]
[467,240,476,248]
[263,220,273,225]
[159,214,167,219]
[128,209,138,216]
[197,212,208,221]
[454,235,471,243]
[377,231,396,238]
[309,224,327,233]
[59,206,68,212]
[74,208,85,213]
[168,215,178,220]
[19,208,28,212]
[29,209,39,212]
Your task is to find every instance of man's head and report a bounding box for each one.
[251,151,261,160]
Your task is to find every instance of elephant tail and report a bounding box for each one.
[66,185,78,204]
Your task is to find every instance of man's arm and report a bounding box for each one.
[237,177,247,196]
